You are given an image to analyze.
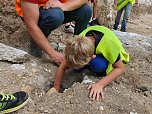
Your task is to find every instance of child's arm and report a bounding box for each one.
[88,59,124,101]
[53,58,68,91]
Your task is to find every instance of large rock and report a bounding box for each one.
[114,30,152,51]
[0,43,29,63]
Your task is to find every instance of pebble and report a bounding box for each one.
[58,43,66,52]
[82,75,93,84]
[137,86,149,92]
[50,42,58,50]
[130,112,137,114]
[10,64,25,70]
[30,60,37,67]
[99,106,104,110]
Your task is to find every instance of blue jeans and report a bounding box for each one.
[74,55,109,76]
[113,3,133,32]
[30,4,92,57]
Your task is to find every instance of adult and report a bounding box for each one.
[16,0,92,64]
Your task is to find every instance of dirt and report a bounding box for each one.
[128,14,152,37]
[0,0,152,114]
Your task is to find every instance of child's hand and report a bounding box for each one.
[88,82,105,101]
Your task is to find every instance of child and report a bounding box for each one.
[49,25,129,101]
[113,0,138,32]
[0,91,29,113]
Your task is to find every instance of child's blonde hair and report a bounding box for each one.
[65,36,94,68]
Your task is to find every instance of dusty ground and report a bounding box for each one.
[127,14,152,37]
[0,0,152,114]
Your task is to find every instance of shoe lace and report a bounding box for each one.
[1,94,15,101]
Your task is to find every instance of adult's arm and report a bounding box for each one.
[21,0,64,64]
[44,0,88,11]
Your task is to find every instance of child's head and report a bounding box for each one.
[65,36,94,68]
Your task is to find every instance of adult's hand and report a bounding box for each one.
[50,50,64,65]
[44,0,63,9]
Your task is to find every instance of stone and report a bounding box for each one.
[58,43,66,52]
[0,43,29,63]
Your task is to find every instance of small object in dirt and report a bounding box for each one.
[58,43,66,52]
[130,112,137,114]
[45,81,65,93]
[114,80,120,84]
[143,91,150,97]
[137,86,149,92]
[82,75,93,84]
[30,60,37,67]
[99,106,104,110]
[124,42,129,45]
[50,42,58,50]
[46,87,58,96]
[10,64,25,70]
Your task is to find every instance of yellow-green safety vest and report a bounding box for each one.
[79,25,129,74]
[117,0,135,11]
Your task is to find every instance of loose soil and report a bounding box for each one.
[0,0,152,114]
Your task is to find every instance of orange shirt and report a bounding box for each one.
[16,0,66,17]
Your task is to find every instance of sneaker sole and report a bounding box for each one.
[0,97,30,114]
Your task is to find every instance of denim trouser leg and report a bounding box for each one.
[38,8,64,37]
[64,4,92,35]
[121,3,133,32]
[30,8,64,57]
[30,5,91,57]
[113,7,124,30]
